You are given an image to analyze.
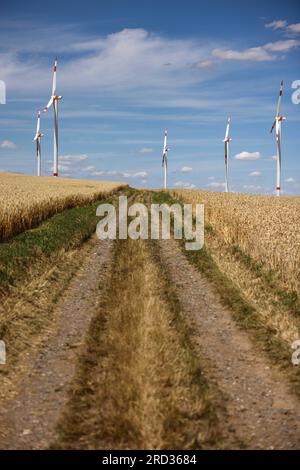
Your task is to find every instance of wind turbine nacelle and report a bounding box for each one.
[33,131,44,141]
[54,95,62,101]
[277,116,286,122]
[223,138,232,143]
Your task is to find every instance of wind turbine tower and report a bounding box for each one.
[223,117,232,193]
[271,81,286,197]
[44,58,63,177]
[162,129,169,190]
[33,111,44,176]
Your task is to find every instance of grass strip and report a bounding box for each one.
[0,187,133,293]
[52,237,225,449]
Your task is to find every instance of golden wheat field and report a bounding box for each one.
[0,172,126,241]
[171,189,300,295]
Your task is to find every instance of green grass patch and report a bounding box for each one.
[229,244,300,318]
[151,190,179,206]
[0,187,134,292]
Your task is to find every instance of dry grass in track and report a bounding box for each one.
[52,237,223,450]
[0,172,127,241]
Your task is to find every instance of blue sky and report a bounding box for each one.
[0,0,299,194]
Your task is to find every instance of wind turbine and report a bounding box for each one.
[44,58,62,177]
[33,111,44,176]
[271,80,286,197]
[223,117,232,193]
[162,129,169,190]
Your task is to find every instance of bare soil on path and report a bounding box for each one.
[158,238,300,450]
[0,237,112,450]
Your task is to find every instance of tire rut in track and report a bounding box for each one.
[158,238,300,450]
[0,237,113,450]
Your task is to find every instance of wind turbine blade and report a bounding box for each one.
[163,129,168,152]
[52,58,57,96]
[276,80,283,117]
[43,97,54,112]
[224,125,229,141]
[270,119,276,133]
[36,111,40,133]
[162,130,168,162]
[225,117,231,140]
[33,111,40,140]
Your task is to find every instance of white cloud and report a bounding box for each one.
[265,19,300,35]
[50,163,71,172]
[265,155,277,161]
[60,28,212,95]
[139,147,153,154]
[83,165,96,171]
[287,23,300,34]
[264,39,300,52]
[208,176,215,180]
[243,185,262,190]
[249,171,262,176]
[89,169,148,179]
[174,181,196,189]
[235,151,261,160]
[192,59,214,69]
[60,154,88,162]
[131,171,148,178]
[212,40,299,62]
[285,177,295,183]
[207,182,226,188]
[0,28,213,95]
[181,166,193,173]
[0,140,17,149]
[265,20,288,30]
[213,46,273,61]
